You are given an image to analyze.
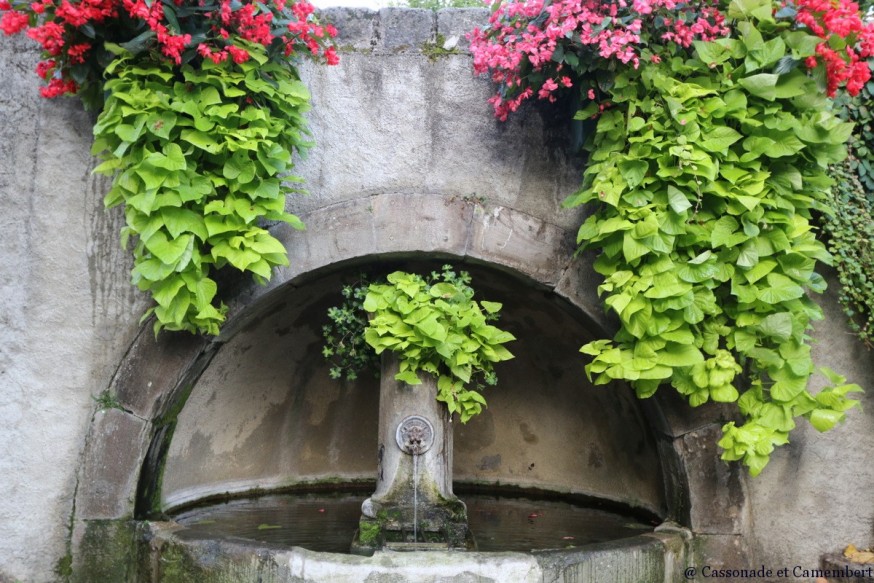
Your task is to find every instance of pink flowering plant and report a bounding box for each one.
[1,0,339,334]
[470,0,873,119]
[472,0,869,475]
[470,0,731,120]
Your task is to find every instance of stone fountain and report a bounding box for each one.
[139,267,686,581]
[351,353,474,554]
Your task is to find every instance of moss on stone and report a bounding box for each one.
[71,520,139,583]
[420,34,461,61]
[54,553,72,580]
[358,520,381,544]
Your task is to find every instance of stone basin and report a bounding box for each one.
[141,520,691,583]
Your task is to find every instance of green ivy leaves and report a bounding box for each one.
[829,87,874,348]
[821,161,874,348]
[568,0,862,475]
[362,270,516,423]
[92,43,310,335]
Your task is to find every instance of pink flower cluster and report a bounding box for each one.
[0,0,339,100]
[469,0,729,120]
[793,0,874,96]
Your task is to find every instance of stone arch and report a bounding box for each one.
[216,192,613,339]
[72,192,746,565]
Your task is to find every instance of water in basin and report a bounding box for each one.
[173,489,655,553]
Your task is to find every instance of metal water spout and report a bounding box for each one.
[351,353,474,554]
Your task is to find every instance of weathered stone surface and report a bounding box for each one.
[467,205,573,286]
[292,50,583,230]
[0,38,144,583]
[76,409,151,520]
[651,388,738,440]
[109,326,209,420]
[142,522,690,583]
[652,434,691,524]
[437,9,488,51]
[71,519,140,583]
[323,7,377,50]
[370,192,474,256]
[160,270,382,509]
[675,424,746,535]
[537,535,687,583]
[690,534,749,577]
[553,250,618,337]
[377,8,434,50]
[648,524,694,583]
[287,197,378,268]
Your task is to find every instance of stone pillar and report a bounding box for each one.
[351,353,472,554]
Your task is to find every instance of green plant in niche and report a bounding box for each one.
[92,44,311,335]
[421,35,462,62]
[323,266,516,422]
[323,274,381,382]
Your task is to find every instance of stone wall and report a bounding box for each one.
[0,7,873,583]
[0,34,147,582]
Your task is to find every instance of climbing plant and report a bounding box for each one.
[470,0,867,475]
[827,85,874,348]
[323,266,516,422]
[835,84,874,193]
[1,0,338,334]
[822,159,874,348]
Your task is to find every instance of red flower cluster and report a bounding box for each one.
[469,0,729,120]
[793,0,874,96]
[0,7,29,34]
[0,0,339,101]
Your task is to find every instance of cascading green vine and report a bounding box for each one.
[323,267,516,422]
[564,4,862,475]
[92,43,311,335]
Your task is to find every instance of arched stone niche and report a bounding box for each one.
[73,193,746,548]
[158,256,666,515]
